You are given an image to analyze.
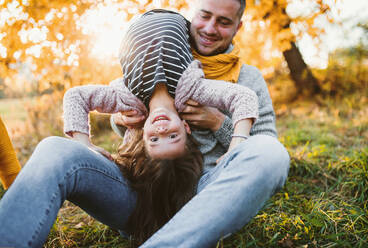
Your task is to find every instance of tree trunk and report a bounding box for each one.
[283,42,321,96]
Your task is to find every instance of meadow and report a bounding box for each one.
[0,93,367,247]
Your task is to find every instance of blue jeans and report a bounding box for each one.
[0,135,289,248]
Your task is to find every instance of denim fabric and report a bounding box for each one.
[0,137,136,248]
[0,135,289,248]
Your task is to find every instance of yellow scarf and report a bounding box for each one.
[192,43,242,83]
[0,117,21,189]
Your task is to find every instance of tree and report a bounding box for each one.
[241,0,339,96]
[0,0,339,97]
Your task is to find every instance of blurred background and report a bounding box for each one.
[0,0,367,247]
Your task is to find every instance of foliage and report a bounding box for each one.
[267,41,368,101]
[314,44,368,96]
[0,0,348,136]
[234,0,338,77]
[1,0,340,87]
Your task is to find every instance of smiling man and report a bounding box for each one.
[190,0,243,56]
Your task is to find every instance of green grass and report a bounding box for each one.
[1,94,367,247]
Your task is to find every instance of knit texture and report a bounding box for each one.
[191,43,241,83]
[175,60,258,126]
[63,78,147,136]
[0,117,21,189]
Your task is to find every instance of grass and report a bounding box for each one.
[0,93,367,247]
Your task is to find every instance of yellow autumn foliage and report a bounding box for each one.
[0,0,344,138]
[1,0,339,85]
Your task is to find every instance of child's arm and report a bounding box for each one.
[175,60,258,134]
[175,60,258,158]
[63,78,147,137]
[63,78,147,159]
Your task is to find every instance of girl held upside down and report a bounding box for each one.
[63,10,258,245]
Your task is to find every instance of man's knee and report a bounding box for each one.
[253,135,289,189]
[235,134,289,168]
[255,135,289,169]
[229,135,290,189]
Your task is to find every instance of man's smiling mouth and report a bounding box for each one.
[199,33,218,46]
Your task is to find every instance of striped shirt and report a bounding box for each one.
[119,10,193,106]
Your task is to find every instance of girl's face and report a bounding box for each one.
[143,107,191,160]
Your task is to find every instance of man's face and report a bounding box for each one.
[190,0,243,56]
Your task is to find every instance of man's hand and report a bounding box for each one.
[112,110,146,129]
[180,100,225,132]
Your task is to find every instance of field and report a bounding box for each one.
[0,94,367,247]
[0,98,31,133]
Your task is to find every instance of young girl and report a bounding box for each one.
[63,10,258,244]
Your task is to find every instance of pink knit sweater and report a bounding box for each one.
[63,61,258,136]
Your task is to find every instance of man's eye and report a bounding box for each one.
[219,19,232,26]
[220,21,231,26]
[200,14,210,19]
[150,137,158,142]
[169,134,178,139]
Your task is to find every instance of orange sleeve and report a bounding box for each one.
[0,117,21,189]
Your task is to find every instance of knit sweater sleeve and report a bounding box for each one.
[175,60,259,127]
[63,78,147,137]
[238,65,277,137]
[213,116,233,148]
[0,117,21,189]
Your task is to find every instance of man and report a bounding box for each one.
[111,0,290,247]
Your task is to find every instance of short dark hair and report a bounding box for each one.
[236,0,246,19]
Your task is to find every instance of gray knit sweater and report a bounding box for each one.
[193,64,277,168]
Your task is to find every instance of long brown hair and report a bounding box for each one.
[114,129,203,245]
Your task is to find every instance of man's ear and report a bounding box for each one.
[183,120,191,134]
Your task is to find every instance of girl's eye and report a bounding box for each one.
[169,134,178,139]
[150,137,158,142]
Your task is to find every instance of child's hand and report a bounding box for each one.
[112,110,146,129]
[216,119,252,164]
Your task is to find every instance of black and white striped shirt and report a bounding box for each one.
[119,10,193,106]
